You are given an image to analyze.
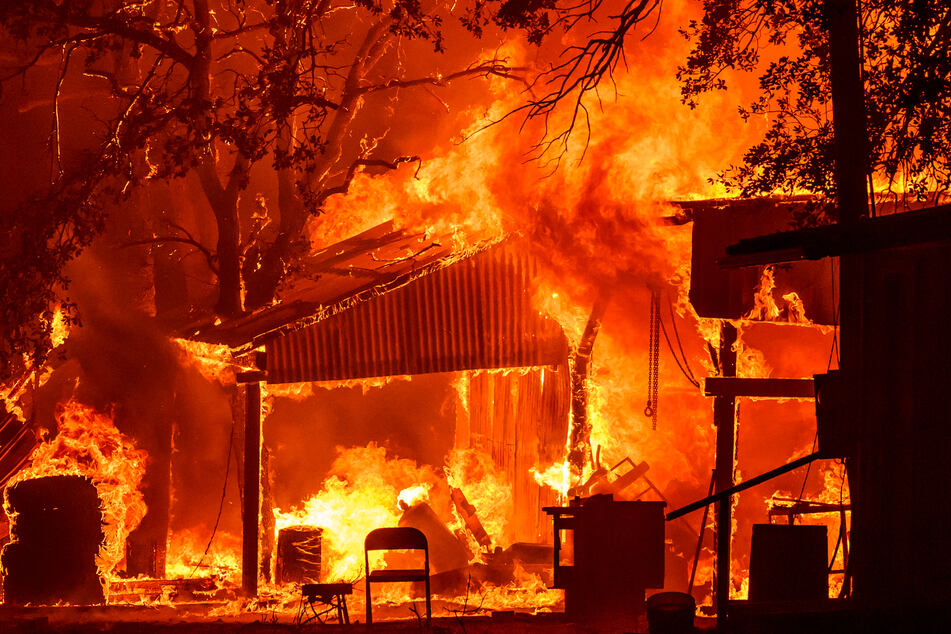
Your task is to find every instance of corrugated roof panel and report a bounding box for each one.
[266,244,568,383]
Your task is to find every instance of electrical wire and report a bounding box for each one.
[793,431,819,513]
[666,296,700,387]
[659,316,700,389]
[189,417,236,578]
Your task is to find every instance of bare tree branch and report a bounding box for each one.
[314,155,421,208]
[500,0,662,164]
[358,59,526,96]
[123,232,219,276]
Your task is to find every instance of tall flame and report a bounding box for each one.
[273,444,441,582]
[5,400,148,577]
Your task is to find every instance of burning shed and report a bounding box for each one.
[185,220,572,596]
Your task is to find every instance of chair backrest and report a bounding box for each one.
[365,526,428,553]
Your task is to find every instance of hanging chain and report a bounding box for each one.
[645,289,661,430]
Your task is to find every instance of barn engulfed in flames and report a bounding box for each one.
[0,204,845,624]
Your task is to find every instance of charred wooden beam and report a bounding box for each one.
[718,203,951,269]
[567,292,611,475]
[260,445,275,583]
[703,377,815,399]
[450,487,492,549]
[236,369,267,383]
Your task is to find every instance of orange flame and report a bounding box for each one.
[745,267,814,325]
[172,338,242,385]
[397,484,431,509]
[5,400,148,578]
[273,444,441,582]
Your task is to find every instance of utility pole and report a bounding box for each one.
[826,0,869,600]
[713,322,737,626]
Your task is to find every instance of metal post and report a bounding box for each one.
[714,322,737,625]
[242,380,262,596]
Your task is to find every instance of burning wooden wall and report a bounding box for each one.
[457,365,570,544]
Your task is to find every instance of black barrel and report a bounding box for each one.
[275,525,322,584]
[646,591,696,634]
[2,475,105,605]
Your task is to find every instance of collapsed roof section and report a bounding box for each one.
[186,221,569,383]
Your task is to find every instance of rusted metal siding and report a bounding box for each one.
[266,245,568,383]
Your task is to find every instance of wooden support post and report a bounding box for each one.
[567,293,611,477]
[242,380,262,597]
[260,445,275,583]
[713,322,737,626]
[827,0,869,224]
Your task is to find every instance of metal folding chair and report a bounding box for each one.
[364,526,431,625]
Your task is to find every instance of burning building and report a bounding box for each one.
[1,0,951,632]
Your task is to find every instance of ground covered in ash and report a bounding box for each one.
[0,610,651,634]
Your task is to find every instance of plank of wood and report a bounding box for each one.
[704,377,815,399]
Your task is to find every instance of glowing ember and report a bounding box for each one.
[5,400,148,577]
[397,484,431,510]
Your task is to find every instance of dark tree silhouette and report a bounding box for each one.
[0,0,532,380]
[678,0,951,216]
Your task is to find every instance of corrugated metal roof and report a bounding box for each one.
[266,242,568,383]
[185,221,456,350]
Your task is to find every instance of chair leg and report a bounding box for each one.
[366,578,372,625]
[425,577,432,626]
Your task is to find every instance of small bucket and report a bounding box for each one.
[646,591,695,634]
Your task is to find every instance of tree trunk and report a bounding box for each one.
[193,0,245,318]
[244,164,307,309]
[214,199,243,316]
[245,21,392,308]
